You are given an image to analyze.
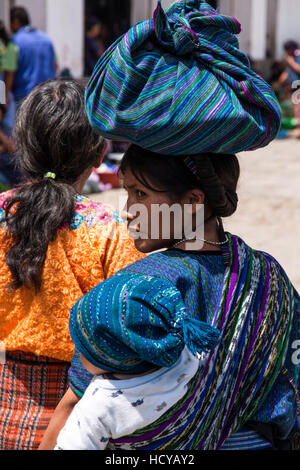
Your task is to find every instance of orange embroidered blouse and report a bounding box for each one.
[0,193,144,362]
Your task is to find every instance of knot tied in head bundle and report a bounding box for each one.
[85,0,282,155]
[153,0,241,57]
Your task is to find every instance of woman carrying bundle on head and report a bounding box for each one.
[41,0,300,450]
[0,78,144,451]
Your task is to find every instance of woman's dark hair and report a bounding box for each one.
[3,78,105,292]
[119,144,240,218]
[0,21,9,45]
[10,6,30,27]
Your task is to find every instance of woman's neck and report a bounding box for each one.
[172,216,225,252]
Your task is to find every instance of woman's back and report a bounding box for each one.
[0,191,141,362]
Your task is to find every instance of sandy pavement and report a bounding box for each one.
[90,138,300,291]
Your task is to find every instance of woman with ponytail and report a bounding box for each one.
[0,78,143,450]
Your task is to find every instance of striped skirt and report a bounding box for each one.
[0,351,70,450]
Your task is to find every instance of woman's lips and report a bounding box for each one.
[128,224,149,237]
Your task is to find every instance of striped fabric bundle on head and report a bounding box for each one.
[85,0,281,155]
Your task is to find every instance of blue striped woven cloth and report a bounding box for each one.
[85,0,281,155]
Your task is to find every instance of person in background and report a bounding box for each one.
[0,78,143,450]
[0,104,21,187]
[84,17,105,76]
[0,20,18,130]
[10,6,57,110]
[283,40,300,84]
[273,40,300,137]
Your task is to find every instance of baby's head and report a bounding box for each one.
[70,273,221,377]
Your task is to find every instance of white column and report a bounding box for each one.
[46,0,84,78]
[232,0,252,55]
[0,0,10,29]
[249,0,267,60]
[130,0,148,24]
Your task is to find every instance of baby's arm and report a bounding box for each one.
[54,384,111,450]
[38,387,80,450]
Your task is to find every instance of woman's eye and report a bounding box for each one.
[136,190,146,198]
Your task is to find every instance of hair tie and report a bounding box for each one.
[44,172,56,180]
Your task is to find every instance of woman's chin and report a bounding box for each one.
[133,238,168,254]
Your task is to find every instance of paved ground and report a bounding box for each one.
[90,137,300,291]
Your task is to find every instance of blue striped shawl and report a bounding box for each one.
[105,234,297,449]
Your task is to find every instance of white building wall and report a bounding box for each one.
[0,0,10,27]
[131,0,178,24]
[46,0,84,78]
[17,0,47,31]
[275,0,300,60]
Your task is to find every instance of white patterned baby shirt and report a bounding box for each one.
[55,347,200,450]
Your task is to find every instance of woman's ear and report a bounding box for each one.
[94,141,108,169]
[183,189,205,214]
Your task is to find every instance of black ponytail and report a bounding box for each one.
[3,78,105,291]
[4,181,76,291]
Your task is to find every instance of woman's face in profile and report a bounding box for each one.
[121,167,193,254]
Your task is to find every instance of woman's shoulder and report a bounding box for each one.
[0,188,15,203]
[0,189,15,221]
[120,248,224,276]
[0,192,127,236]
[64,195,126,231]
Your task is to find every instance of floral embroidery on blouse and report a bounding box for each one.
[0,191,126,231]
[69,196,123,230]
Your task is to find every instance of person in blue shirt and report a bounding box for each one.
[0,104,21,187]
[10,6,56,110]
